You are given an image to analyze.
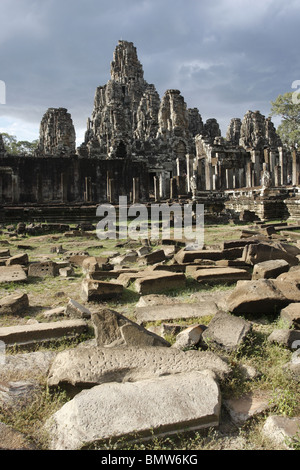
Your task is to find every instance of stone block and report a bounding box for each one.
[201,311,252,351]
[28,261,59,278]
[0,265,27,283]
[0,293,29,315]
[65,299,92,319]
[134,272,186,295]
[251,259,290,280]
[80,279,123,302]
[134,301,219,325]
[91,308,170,348]
[280,303,300,328]
[46,370,221,450]
[192,267,251,284]
[226,279,290,315]
[0,319,88,347]
[47,346,231,392]
[262,415,300,449]
[138,249,166,265]
[6,253,29,266]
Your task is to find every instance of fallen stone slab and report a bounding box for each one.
[138,249,166,265]
[43,307,66,319]
[252,259,290,280]
[6,253,29,266]
[28,261,59,278]
[262,415,300,449]
[47,345,231,392]
[46,370,221,450]
[80,279,123,302]
[59,266,75,277]
[201,312,252,352]
[134,272,186,295]
[225,279,290,316]
[0,292,29,315]
[273,279,300,303]
[134,301,219,325]
[174,249,225,264]
[192,267,251,284]
[0,350,56,381]
[172,325,205,350]
[267,328,300,349]
[91,308,170,348]
[242,242,299,267]
[135,294,185,307]
[81,256,110,274]
[65,299,92,319]
[0,319,88,348]
[280,303,300,328]
[0,265,27,283]
[224,391,271,426]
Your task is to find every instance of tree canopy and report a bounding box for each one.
[270,91,300,150]
[1,132,38,155]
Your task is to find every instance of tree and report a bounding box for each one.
[270,91,300,150]
[1,133,38,155]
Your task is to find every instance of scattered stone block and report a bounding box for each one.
[43,307,66,319]
[65,299,92,319]
[59,266,74,277]
[80,279,123,302]
[252,259,290,280]
[28,261,59,278]
[110,251,138,265]
[0,249,10,258]
[46,370,221,450]
[224,391,271,426]
[262,415,300,449]
[134,272,186,295]
[91,308,170,348]
[201,311,252,352]
[138,249,166,265]
[267,328,300,349]
[172,325,205,350]
[242,242,299,267]
[0,293,29,315]
[135,301,219,325]
[226,279,289,315]
[0,319,88,348]
[192,267,251,284]
[6,253,29,266]
[0,265,27,283]
[81,256,109,274]
[280,303,300,328]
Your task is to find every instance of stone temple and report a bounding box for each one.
[0,40,299,223]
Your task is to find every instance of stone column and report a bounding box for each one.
[278,147,285,185]
[274,165,281,187]
[251,150,261,186]
[154,176,160,202]
[292,150,299,186]
[205,161,212,190]
[133,177,139,203]
[186,154,194,193]
[246,162,252,188]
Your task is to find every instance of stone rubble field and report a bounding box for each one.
[0,220,300,450]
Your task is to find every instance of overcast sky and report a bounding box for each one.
[0,0,299,146]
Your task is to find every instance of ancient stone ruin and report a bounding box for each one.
[0,39,299,224]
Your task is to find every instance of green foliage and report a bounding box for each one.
[270,92,300,149]
[1,132,38,155]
